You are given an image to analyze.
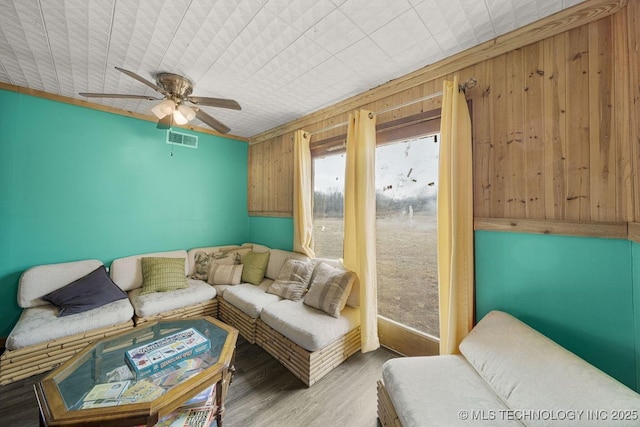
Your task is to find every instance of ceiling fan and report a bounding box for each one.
[79,67,240,134]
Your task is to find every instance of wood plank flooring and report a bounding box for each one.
[0,337,400,427]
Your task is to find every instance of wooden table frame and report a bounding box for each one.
[34,316,238,427]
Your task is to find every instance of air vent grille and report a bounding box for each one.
[166,130,198,149]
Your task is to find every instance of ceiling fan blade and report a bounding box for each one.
[157,115,172,130]
[115,67,168,96]
[187,96,241,110]
[196,109,231,134]
[79,93,160,101]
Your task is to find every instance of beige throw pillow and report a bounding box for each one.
[266,259,314,301]
[207,263,244,286]
[303,263,356,317]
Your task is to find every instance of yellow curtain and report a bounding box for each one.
[293,130,315,258]
[343,110,380,353]
[437,76,474,355]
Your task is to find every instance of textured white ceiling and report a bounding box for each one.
[0,0,585,138]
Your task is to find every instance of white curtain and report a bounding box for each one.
[293,130,315,257]
[343,110,380,353]
[437,76,474,355]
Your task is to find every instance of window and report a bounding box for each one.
[312,110,441,339]
[313,154,345,260]
[375,136,439,337]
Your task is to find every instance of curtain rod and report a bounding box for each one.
[308,77,477,136]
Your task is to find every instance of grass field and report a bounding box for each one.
[314,215,439,337]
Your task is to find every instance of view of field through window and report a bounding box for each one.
[313,135,440,337]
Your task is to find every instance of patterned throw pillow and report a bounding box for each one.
[140,257,189,295]
[207,263,244,285]
[303,262,356,317]
[266,259,314,301]
[211,248,251,265]
[190,251,212,281]
[241,251,270,285]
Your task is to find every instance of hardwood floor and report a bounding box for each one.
[0,337,400,427]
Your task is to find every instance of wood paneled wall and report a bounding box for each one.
[248,0,639,226]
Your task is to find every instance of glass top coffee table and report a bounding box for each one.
[34,316,238,427]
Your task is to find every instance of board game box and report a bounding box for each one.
[125,328,210,378]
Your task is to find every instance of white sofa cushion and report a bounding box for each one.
[127,278,216,318]
[110,250,188,292]
[382,355,520,427]
[222,280,280,319]
[460,311,640,426]
[18,259,104,308]
[259,299,360,352]
[6,298,134,350]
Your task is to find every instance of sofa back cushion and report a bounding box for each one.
[110,250,188,292]
[459,310,640,419]
[18,259,104,308]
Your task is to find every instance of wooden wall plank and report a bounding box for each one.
[505,49,526,218]
[543,34,567,220]
[489,55,507,218]
[471,61,492,217]
[612,9,634,222]
[474,217,627,239]
[565,25,591,221]
[629,0,640,222]
[523,42,546,219]
[588,18,615,221]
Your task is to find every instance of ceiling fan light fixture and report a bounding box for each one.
[151,99,175,119]
[177,104,196,121]
[173,108,189,125]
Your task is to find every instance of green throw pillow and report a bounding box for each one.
[241,251,270,285]
[141,257,189,294]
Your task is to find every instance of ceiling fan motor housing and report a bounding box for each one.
[155,73,193,100]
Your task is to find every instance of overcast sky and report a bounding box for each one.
[314,135,439,199]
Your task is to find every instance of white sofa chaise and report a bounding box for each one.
[0,260,135,385]
[378,310,640,427]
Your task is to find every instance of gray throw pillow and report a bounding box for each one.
[42,265,128,316]
[303,263,356,317]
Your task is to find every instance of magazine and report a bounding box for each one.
[84,380,131,402]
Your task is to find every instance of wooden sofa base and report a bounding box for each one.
[0,320,134,386]
[256,320,361,387]
[377,380,403,427]
[218,298,257,344]
[134,299,219,326]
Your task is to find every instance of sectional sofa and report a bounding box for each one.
[0,243,361,387]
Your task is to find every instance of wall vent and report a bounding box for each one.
[166,129,198,149]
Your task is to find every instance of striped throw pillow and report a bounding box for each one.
[207,263,243,285]
[266,259,314,301]
[303,262,356,317]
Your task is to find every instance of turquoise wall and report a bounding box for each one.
[475,230,637,391]
[0,89,249,336]
[248,216,293,251]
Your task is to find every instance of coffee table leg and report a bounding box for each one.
[216,367,233,427]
